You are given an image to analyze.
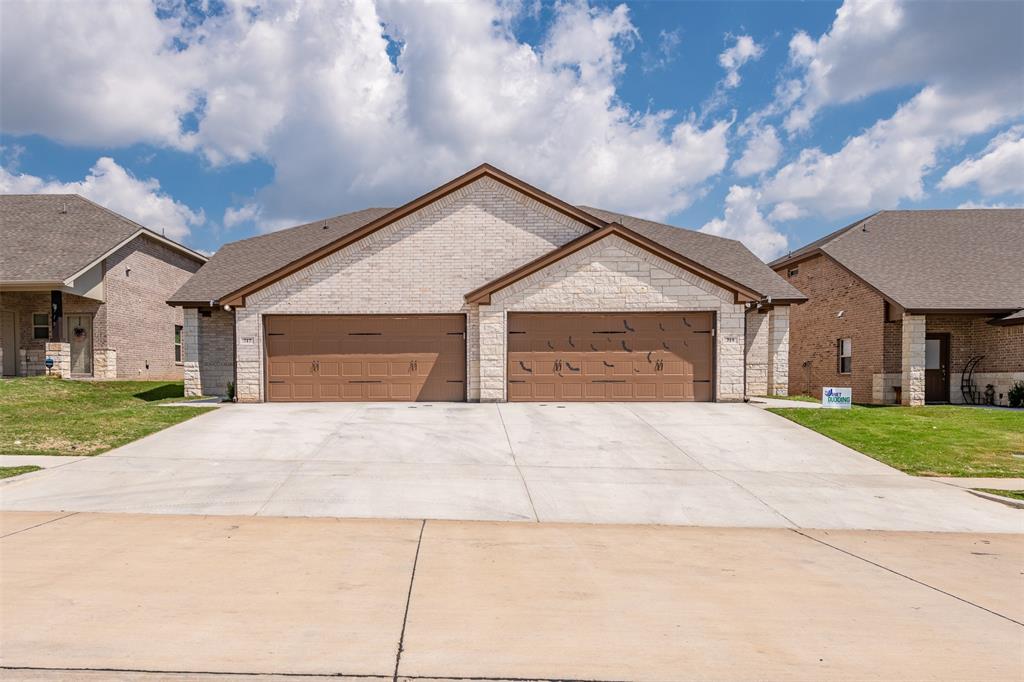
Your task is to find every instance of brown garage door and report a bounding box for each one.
[507,313,714,402]
[265,315,465,402]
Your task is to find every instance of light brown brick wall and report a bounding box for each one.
[774,254,887,403]
[103,235,203,380]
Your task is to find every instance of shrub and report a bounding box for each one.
[226,381,236,402]
[1009,381,1024,409]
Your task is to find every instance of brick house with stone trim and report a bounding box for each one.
[1,195,207,379]
[771,209,1023,406]
[169,164,804,403]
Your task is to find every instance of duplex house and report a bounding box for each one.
[771,210,1023,406]
[170,164,804,403]
[1,195,207,379]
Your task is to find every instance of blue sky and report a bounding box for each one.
[1,0,1021,259]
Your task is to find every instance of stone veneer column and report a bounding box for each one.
[901,313,926,406]
[717,308,746,401]
[93,349,117,379]
[477,306,506,402]
[234,308,262,402]
[182,308,202,397]
[744,309,769,396]
[768,306,790,396]
[44,342,70,378]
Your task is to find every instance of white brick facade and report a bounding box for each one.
[478,235,748,401]
[209,178,783,403]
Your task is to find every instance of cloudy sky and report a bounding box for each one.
[1,0,1021,259]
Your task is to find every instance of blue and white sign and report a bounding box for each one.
[44,356,54,369]
[822,387,852,409]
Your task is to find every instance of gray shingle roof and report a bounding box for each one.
[168,208,393,304]
[580,207,806,301]
[171,204,804,305]
[1,194,205,283]
[772,209,1024,311]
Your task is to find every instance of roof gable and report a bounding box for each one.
[465,223,762,304]
[217,165,606,306]
[1,194,205,285]
[775,209,1024,311]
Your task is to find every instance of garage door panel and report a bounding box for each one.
[508,313,713,402]
[265,315,465,402]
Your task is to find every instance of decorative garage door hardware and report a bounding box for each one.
[507,312,714,402]
[265,314,465,402]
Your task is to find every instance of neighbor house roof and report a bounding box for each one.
[770,209,1024,312]
[1,194,206,286]
[170,165,804,306]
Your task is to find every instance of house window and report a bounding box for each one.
[837,338,852,374]
[787,266,799,278]
[32,313,49,340]
[174,325,183,363]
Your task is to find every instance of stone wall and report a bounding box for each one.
[479,235,747,402]
[768,306,790,396]
[901,313,926,406]
[44,342,70,378]
[234,177,590,402]
[93,349,117,379]
[871,372,901,404]
[960,372,1024,407]
[745,309,769,396]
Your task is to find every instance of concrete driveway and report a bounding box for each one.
[1,402,1020,532]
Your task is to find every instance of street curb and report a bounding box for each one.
[967,489,1024,509]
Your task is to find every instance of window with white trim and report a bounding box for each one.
[837,338,852,374]
[174,325,183,363]
[32,313,49,340]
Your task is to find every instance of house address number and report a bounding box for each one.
[241,336,255,345]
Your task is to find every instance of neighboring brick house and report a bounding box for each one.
[1,195,207,379]
[771,210,1023,406]
[170,164,804,403]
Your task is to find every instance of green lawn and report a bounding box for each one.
[768,405,1024,477]
[0,465,41,479]
[976,489,1024,501]
[0,377,214,457]
[759,394,820,403]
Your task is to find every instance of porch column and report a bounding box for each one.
[768,306,790,396]
[50,290,63,342]
[182,308,202,397]
[901,313,926,406]
[478,306,506,402]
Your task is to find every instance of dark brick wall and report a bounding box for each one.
[774,254,888,403]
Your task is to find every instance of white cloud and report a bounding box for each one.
[0,157,204,240]
[956,200,1023,209]
[718,35,763,89]
[782,0,1023,133]
[939,126,1024,197]
[0,1,199,149]
[223,203,261,229]
[642,29,681,73]
[699,186,787,260]
[1,0,732,231]
[733,125,782,177]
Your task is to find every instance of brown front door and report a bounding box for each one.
[925,333,950,403]
[66,314,93,376]
[507,312,714,402]
[265,315,466,402]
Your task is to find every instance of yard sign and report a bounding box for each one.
[822,387,852,409]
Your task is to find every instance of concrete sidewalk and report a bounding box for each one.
[1,512,1021,681]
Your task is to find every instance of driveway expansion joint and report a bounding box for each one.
[789,528,1024,627]
[393,519,427,682]
[0,511,79,539]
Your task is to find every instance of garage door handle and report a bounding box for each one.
[349,380,382,384]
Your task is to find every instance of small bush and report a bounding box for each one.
[1009,381,1024,408]
[226,381,236,402]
